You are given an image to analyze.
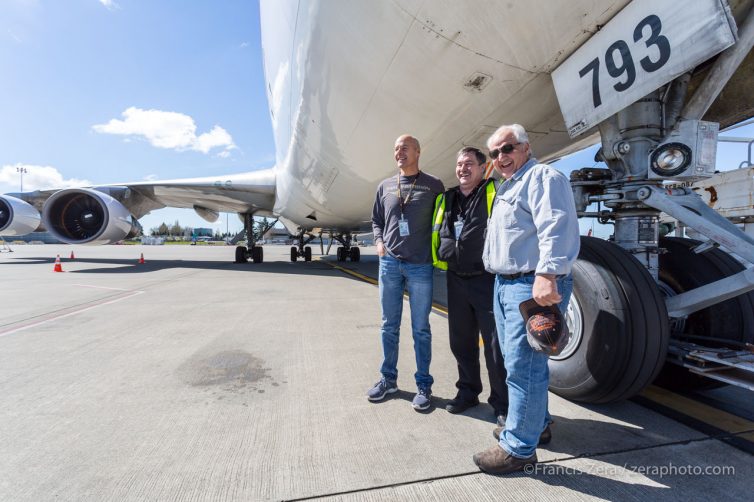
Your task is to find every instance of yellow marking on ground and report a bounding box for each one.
[641,385,754,441]
[325,261,448,316]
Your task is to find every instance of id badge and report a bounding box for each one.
[399,217,410,237]
[454,219,464,240]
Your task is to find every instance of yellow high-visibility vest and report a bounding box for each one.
[431,180,496,270]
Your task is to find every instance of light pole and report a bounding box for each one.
[16,167,27,192]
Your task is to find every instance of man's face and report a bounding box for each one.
[455,152,484,190]
[394,136,419,170]
[489,131,529,179]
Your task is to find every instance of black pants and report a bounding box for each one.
[446,271,508,413]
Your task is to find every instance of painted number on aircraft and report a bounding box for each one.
[579,15,671,108]
[552,0,736,138]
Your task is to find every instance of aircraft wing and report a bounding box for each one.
[0,167,276,244]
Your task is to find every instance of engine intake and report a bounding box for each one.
[0,195,42,236]
[42,188,141,244]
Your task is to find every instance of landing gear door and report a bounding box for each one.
[552,0,737,138]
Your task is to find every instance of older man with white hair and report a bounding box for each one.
[473,124,580,475]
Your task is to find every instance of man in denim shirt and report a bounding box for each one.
[368,134,445,411]
[473,124,580,474]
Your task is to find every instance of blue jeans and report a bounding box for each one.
[378,255,434,389]
[494,274,572,458]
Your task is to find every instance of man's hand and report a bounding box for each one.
[532,274,561,306]
[376,241,386,257]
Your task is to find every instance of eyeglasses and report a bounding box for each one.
[489,143,521,158]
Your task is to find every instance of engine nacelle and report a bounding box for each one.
[0,195,42,236]
[42,188,141,245]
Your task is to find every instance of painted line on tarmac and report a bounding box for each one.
[324,261,449,316]
[0,286,145,337]
[635,385,754,453]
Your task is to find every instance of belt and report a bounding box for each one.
[452,270,485,278]
[499,270,535,280]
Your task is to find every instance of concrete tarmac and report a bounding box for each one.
[0,244,751,501]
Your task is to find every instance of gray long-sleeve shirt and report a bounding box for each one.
[372,171,445,264]
[483,158,580,276]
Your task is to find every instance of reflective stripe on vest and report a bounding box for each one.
[431,193,447,270]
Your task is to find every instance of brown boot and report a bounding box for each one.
[472,444,537,474]
[493,424,552,445]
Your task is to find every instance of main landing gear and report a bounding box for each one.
[329,232,360,262]
[235,213,275,264]
[290,230,316,262]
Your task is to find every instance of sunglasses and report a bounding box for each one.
[489,143,521,158]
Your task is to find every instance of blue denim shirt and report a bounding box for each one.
[482,158,580,276]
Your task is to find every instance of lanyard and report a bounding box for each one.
[397,172,420,214]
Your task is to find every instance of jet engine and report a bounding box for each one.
[42,188,141,244]
[0,195,42,236]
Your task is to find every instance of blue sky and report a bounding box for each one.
[1,0,753,237]
[0,0,273,234]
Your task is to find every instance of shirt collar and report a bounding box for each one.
[509,158,537,181]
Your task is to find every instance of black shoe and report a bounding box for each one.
[445,396,479,414]
[493,424,552,445]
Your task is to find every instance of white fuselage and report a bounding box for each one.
[258,0,630,231]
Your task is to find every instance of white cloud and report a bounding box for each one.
[0,163,91,192]
[143,174,159,181]
[8,30,21,43]
[98,0,119,10]
[93,107,236,156]
[239,42,249,49]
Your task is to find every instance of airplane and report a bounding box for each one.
[2,0,754,405]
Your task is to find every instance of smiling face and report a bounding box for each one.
[394,135,420,174]
[455,152,484,194]
[489,130,530,179]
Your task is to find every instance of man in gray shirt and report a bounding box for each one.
[368,134,445,411]
[473,124,579,474]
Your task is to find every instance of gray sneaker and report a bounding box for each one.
[367,378,398,401]
[412,387,432,411]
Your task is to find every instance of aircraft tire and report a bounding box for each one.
[290,246,297,262]
[304,246,312,262]
[252,246,263,263]
[549,236,669,403]
[654,237,754,391]
[235,246,248,263]
[350,247,360,262]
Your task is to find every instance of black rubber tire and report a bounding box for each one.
[549,236,670,404]
[350,247,360,262]
[235,246,248,263]
[654,237,754,390]
[337,247,345,262]
[252,246,263,263]
[304,246,312,262]
[290,246,297,262]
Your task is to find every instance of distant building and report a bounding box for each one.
[262,227,294,244]
[192,228,214,237]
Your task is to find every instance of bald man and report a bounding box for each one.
[368,134,445,411]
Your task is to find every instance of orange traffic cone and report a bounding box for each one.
[70,250,75,259]
[53,254,63,272]
[138,253,145,264]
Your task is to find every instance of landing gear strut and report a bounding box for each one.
[290,230,316,262]
[556,16,754,400]
[235,213,276,264]
[331,232,360,262]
